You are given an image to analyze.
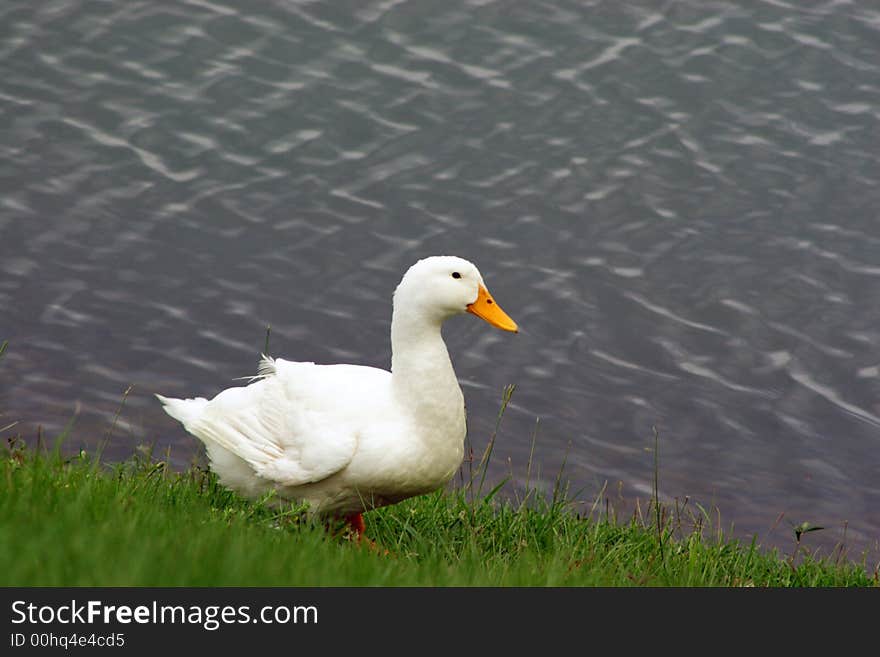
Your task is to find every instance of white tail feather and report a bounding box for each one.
[155,394,208,429]
[257,354,276,378]
[232,354,277,383]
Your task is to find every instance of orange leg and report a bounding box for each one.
[338,513,390,555]
[345,512,366,538]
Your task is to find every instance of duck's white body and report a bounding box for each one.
[157,256,517,518]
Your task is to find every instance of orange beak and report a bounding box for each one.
[466,284,518,333]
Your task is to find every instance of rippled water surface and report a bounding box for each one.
[2,0,880,559]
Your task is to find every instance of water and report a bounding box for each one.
[2,0,879,561]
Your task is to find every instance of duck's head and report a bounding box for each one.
[394,256,518,332]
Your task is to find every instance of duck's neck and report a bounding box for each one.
[390,307,462,414]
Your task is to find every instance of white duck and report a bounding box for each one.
[157,256,518,536]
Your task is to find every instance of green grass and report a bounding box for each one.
[1,436,876,586]
[1,343,875,587]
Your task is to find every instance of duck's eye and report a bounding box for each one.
[451,272,461,279]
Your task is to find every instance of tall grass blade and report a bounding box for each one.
[476,384,515,498]
[102,384,133,449]
[525,417,539,493]
[652,425,665,564]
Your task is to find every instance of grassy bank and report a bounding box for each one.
[1,435,876,587]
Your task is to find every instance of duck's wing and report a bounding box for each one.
[189,356,390,487]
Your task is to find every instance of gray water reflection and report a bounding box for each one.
[2,0,879,561]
